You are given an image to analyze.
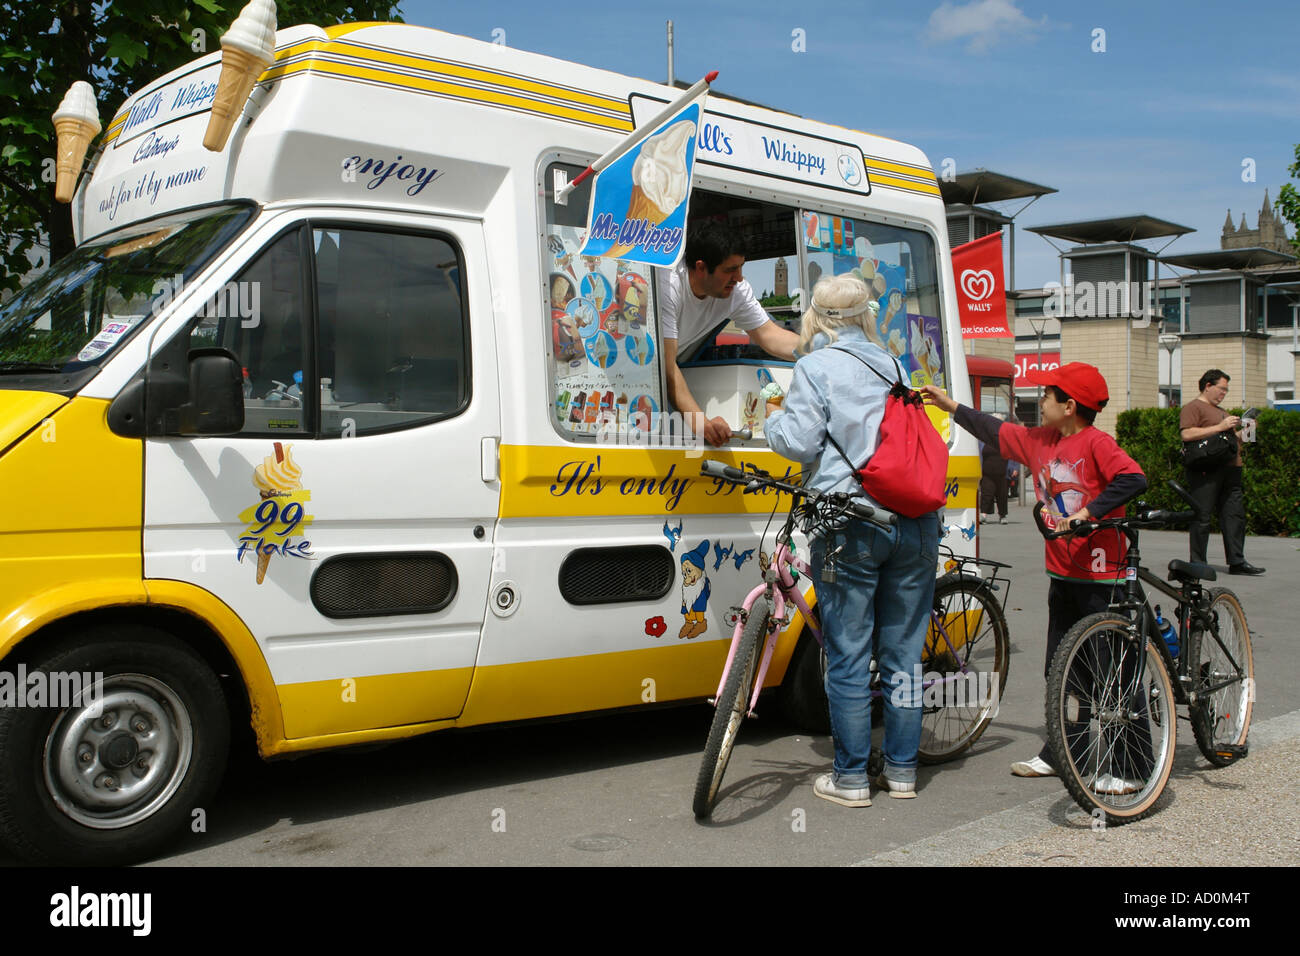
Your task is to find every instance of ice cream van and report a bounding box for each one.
[0,15,980,862]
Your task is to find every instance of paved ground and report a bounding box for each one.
[865,709,1300,867]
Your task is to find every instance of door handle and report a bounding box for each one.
[481,436,499,482]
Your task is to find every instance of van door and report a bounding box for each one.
[142,212,500,738]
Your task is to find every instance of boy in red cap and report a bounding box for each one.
[922,363,1147,787]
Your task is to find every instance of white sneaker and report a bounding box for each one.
[1093,773,1140,795]
[873,773,917,799]
[1010,756,1056,777]
[813,773,871,807]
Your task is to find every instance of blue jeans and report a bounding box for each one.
[811,512,940,786]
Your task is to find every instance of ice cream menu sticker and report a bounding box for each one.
[813,225,947,389]
[549,227,662,439]
[579,99,703,268]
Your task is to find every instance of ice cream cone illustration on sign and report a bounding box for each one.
[204,0,278,152]
[606,120,695,260]
[52,82,101,203]
[250,441,303,583]
[567,73,712,267]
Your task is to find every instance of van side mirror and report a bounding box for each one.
[108,345,245,437]
[176,348,244,435]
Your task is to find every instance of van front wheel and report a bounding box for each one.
[0,628,229,865]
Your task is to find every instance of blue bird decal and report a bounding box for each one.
[662,520,683,552]
[732,547,756,570]
[712,541,733,571]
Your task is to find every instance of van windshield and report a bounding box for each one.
[0,203,253,394]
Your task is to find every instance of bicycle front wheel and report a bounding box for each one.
[1187,587,1253,767]
[1045,613,1176,824]
[917,575,1010,763]
[693,605,768,819]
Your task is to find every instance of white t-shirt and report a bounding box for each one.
[658,262,771,359]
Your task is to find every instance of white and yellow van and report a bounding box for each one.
[0,21,978,862]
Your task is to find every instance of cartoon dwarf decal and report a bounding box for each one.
[679,540,711,639]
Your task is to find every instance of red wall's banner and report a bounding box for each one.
[952,233,1012,338]
[1015,351,1061,387]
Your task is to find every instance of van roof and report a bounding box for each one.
[78,22,940,241]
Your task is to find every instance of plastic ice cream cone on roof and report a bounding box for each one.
[52,82,101,203]
[203,0,278,152]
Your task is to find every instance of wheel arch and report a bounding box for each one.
[0,581,284,756]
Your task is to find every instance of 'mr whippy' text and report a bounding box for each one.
[589,214,683,254]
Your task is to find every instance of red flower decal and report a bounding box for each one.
[645,616,667,638]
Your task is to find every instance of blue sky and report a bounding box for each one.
[398,0,1298,290]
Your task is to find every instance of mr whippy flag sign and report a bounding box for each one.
[560,73,716,268]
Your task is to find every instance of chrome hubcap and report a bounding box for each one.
[43,674,193,829]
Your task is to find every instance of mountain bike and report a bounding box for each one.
[694,460,1010,819]
[1033,482,1253,824]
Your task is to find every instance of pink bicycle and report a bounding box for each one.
[694,460,1010,819]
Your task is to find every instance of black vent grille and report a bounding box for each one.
[311,553,457,618]
[559,546,675,606]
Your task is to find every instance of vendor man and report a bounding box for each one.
[660,221,800,446]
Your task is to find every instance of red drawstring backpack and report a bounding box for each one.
[826,348,950,518]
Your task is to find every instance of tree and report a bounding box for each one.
[1276,143,1300,255]
[0,1,404,294]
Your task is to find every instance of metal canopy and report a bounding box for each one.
[939,169,1057,206]
[1027,215,1194,244]
[1159,247,1297,271]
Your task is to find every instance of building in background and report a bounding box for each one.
[941,181,1299,423]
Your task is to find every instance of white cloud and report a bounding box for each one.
[926,0,1048,53]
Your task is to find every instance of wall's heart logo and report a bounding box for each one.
[961,268,995,301]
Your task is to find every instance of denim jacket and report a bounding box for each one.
[764,325,905,505]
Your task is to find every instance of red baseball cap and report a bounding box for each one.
[1025,362,1109,411]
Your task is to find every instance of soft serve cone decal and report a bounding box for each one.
[238,442,314,583]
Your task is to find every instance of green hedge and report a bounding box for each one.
[1115,407,1300,537]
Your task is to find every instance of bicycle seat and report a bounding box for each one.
[1168,559,1216,583]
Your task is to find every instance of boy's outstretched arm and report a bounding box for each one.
[920,385,1021,463]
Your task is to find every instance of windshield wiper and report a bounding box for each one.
[0,362,66,374]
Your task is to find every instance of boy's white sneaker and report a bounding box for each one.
[1010,756,1056,777]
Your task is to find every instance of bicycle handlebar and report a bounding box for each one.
[700,459,897,530]
[1031,500,1195,541]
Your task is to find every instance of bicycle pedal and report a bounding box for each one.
[1214,744,1248,759]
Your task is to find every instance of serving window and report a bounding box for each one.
[800,213,948,390]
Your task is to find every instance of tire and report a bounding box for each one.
[917,575,1010,764]
[0,627,230,865]
[778,606,831,735]
[1044,613,1175,824]
[693,605,768,819]
[1187,588,1253,767]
